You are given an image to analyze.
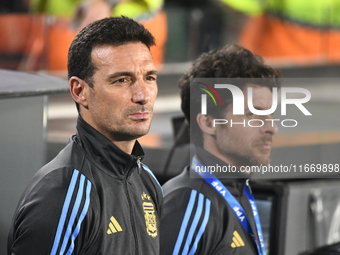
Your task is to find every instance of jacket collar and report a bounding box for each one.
[194,146,250,195]
[74,116,144,178]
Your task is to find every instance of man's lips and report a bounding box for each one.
[256,142,271,149]
[129,112,150,120]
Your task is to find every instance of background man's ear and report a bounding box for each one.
[69,77,89,109]
[196,113,216,135]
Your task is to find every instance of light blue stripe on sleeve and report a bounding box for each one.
[172,190,197,255]
[50,170,79,255]
[188,199,211,255]
[66,179,92,255]
[181,193,204,255]
[59,174,85,254]
[141,162,163,195]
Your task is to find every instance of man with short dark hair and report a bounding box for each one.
[8,17,162,255]
[160,44,280,255]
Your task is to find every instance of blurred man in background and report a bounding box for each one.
[160,44,281,255]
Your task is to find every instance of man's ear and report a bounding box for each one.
[69,76,89,109]
[196,113,216,135]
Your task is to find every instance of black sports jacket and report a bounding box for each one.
[8,116,163,255]
[160,147,261,255]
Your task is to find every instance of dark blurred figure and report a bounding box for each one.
[300,242,340,255]
[160,44,281,255]
[0,0,29,13]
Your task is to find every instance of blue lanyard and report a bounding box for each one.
[191,157,266,255]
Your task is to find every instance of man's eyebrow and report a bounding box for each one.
[146,70,158,76]
[246,105,267,111]
[107,72,133,81]
[254,106,266,110]
[107,70,158,81]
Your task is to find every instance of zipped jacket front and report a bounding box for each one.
[8,116,163,255]
[160,147,260,255]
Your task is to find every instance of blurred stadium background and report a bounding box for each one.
[1,0,340,254]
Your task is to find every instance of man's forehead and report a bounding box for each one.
[243,83,273,109]
[242,83,271,91]
[91,43,156,72]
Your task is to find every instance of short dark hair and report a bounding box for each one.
[68,16,155,111]
[179,44,281,146]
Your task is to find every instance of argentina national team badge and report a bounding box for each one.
[141,192,157,238]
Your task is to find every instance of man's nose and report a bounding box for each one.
[260,116,279,135]
[132,79,150,104]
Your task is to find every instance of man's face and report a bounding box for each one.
[214,84,278,167]
[82,42,158,142]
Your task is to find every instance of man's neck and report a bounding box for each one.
[203,140,240,168]
[79,114,137,155]
[111,140,136,155]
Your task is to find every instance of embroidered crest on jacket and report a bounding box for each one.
[141,192,157,238]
